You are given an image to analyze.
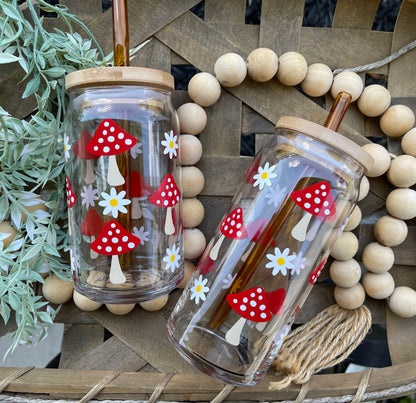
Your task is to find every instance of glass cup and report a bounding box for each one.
[167,116,373,386]
[64,67,183,303]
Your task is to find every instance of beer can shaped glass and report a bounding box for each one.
[167,117,373,386]
[64,67,183,303]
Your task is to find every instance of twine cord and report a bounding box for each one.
[269,305,372,391]
[78,369,123,403]
[146,373,174,403]
[333,38,416,74]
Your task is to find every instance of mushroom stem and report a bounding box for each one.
[209,234,225,261]
[85,160,95,184]
[131,198,142,220]
[291,212,312,242]
[256,321,267,332]
[107,155,125,186]
[90,236,98,259]
[109,255,126,284]
[225,317,246,346]
[165,206,175,235]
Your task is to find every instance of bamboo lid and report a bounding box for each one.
[65,66,174,92]
[275,116,374,172]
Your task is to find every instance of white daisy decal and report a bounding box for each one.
[222,273,236,289]
[130,142,142,159]
[163,244,181,272]
[266,246,296,276]
[64,134,71,161]
[190,275,209,304]
[98,187,131,218]
[291,251,307,275]
[133,226,150,244]
[253,162,277,190]
[81,185,99,209]
[265,184,287,207]
[161,130,178,159]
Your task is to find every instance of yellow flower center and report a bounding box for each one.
[169,140,174,148]
[261,172,268,180]
[110,198,119,207]
[170,254,176,262]
[196,285,202,292]
[64,144,67,152]
[277,257,285,266]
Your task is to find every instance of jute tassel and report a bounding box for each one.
[269,304,372,391]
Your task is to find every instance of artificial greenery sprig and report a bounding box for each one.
[0,0,110,354]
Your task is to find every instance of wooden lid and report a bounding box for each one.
[275,116,374,172]
[65,67,174,92]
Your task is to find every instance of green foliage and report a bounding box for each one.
[0,0,109,355]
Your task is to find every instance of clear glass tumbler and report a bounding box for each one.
[167,116,373,386]
[64,67,183,303]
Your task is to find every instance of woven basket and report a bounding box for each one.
[1,0,416,401]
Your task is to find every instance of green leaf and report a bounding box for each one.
[0,195,9,221]
[44,67,65,78]
[22,75,41,98]
[21,242,44,262]
[1,3,22,21]
[0,53,20,64]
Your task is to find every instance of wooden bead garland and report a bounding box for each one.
[182,48,416,319]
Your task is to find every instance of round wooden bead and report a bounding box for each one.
[344,205,362,231]
[42,274,74,304]
[188,72,221,107]
[106,303,135,315]
[246,48,279,82]
[301,63,333,97]
[386,188,416,220]
[401,127,416,157]
[374,215,408,247]
[183,228,206,259]
[0,222,18,249]
[330,231,359,261]
[380,104,415,138]
[276,51,307,86]
[329,259,361,288]
[214,53,247,87]
[361,242,394,273]
[139,294,169,311]
[180,134,202,165]
[358,176,370,201]
[73,290,102,311]
[330,71,363,102]
[388,287,416,318]
[357,84,391,117]
[334,283,366,310]
[182,198,205,228]
[362,272,395,300]
[182,166,205,197]
[387,154,416,187]
[178,260,195,289]
[21,199,48,223]
[361,143,391,177]
[177,103,207,135]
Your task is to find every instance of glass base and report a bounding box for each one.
[74,278,180,304]
[166,319,263,386]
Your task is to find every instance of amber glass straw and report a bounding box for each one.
[112,0,130,67]
[112,0,132,268]
[209,91,352,330]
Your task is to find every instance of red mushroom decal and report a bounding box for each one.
[80,209,105,259]
[91,220,140,284]
[309,257,328,284]
[290,181,336,241]
[225,287,272,346]
[73,130,99,184]
[148,174,180,235]
[124,171,153,219]
[243,157,261,184]
[256,288,286,331]
[86,119,137,187]
[209,207,247,261]
[66,176,76,236]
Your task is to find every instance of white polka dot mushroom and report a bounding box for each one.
[290,181,336,241]
[90,220,140,284]
[86,118,137,186]
[225,287,272,346]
